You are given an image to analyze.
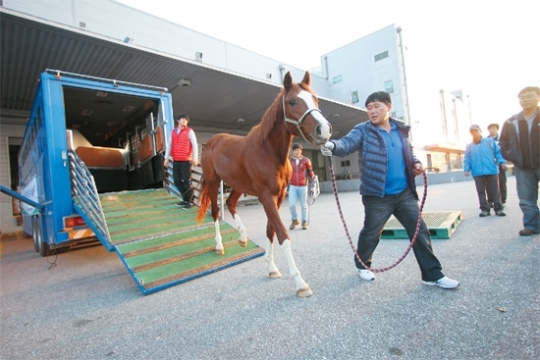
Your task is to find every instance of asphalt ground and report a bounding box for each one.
[1,176,538,360]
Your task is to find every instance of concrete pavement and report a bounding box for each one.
[1,176,538,359]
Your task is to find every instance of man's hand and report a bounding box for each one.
[320,141,334,156]
[191,159,199,167]
[501,163,509,171]
[164,158,170,168]
[412,163,424,176]
[464,171,470,177]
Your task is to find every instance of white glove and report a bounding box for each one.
[320,141,334,156]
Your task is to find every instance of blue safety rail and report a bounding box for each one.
[68,149,113,250]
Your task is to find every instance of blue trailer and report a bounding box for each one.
[1,70,264,294]
[8,70,173,255]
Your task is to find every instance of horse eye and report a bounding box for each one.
[289,99,296,106]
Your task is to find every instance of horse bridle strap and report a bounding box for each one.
[282,95,323,143]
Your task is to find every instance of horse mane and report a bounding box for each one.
[247,82,313,145]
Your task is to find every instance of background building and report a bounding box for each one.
[0,0,475,233]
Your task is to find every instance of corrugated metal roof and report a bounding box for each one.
[0,10,368,139]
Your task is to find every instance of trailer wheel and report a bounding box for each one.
[38,238,51,257]
[32,216,50,257]
[32,216,41,253]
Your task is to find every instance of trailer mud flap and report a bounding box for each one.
[97,189,265,295]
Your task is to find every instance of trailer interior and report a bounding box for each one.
[64,86,166,193]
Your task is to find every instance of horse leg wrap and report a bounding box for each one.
[282,240,312,296]
[232,214,248,246]
[265,239,281,278]
[213,220,224,255]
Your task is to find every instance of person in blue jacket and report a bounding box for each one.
[320,91,459,290]
[464,124,508,217]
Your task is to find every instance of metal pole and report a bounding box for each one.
[219,180,224,221]
[440,89,449,144]
[396,27,412,140]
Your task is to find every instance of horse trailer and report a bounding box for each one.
[1,70,172,255]
[1,70,264,294]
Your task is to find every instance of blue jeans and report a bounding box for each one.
[514,166,540,232]
[288,185,308,222]
[356,188,444,282]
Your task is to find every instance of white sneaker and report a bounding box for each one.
[422,276,460,289]
[357,269,375,281]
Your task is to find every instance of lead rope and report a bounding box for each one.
[328,157,428,273]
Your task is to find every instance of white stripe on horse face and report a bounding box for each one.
[298,90,318,112]
[298,90,332,137]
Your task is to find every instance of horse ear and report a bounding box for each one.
[283,71,293,91]
[301,71,311,86]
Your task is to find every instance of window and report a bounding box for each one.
[384,80,394,93]
[374,51,389,62]
[341,160,350,167]
[351,91,359,103]
[332,75,343,84]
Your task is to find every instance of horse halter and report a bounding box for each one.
[282,95,323,143]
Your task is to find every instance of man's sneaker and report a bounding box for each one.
[357,269,375,281]
[176,201,188,207]
[422,276,460,289]
[289,219,299,230]
[302,221,308,230]
[479,211,490,217]
[519,228,540,236]
[495,211,506,217]
[181,203,192,210]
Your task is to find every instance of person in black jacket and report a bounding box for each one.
[487,123,508,206]
[499,86,540,236]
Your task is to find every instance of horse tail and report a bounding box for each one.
[196,175,210,224]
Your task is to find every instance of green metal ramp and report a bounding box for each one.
[381,211,463,240]
[98,189,265,295]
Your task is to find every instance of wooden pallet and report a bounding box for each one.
[381,211,463,240]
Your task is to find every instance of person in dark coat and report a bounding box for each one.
[487,123,508,206]
[499,86,540,236]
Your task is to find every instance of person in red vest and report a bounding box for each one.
[288,143,315,230]
[164,114,199,209]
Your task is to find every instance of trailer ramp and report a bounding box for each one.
[84,189,265,295]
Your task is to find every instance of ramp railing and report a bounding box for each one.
[68,150,112,245]
[163,163,204,204]
[163,164,225,220]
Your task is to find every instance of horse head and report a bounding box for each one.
[282,71,332,145]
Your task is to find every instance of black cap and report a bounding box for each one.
[176,113,189,121]
[292,143,303,151]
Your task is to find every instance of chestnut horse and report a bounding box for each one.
[196,71,331,297]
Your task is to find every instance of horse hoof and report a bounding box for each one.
[296,287,313,298]
[269,271,282,279]
[239,240,248,247]
[215,249,225,255]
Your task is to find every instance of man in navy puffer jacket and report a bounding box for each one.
[321,91,459,289]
